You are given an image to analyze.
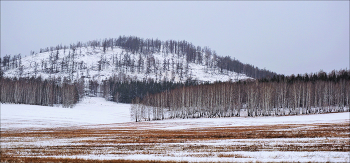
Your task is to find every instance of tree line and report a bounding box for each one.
[0,76,81,108]
[131,69,350,121]
[97,76,198,103]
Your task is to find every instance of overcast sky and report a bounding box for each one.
[1,1,349,75]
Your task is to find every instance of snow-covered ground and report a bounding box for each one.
[2,97,349,131]
[138,111,350,130]
[29,151,349,163]
[1,98,349,162]
[1,97,131,130]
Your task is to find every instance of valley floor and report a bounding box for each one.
[1,97,349,162]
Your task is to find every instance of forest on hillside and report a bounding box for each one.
[131,69,350,121]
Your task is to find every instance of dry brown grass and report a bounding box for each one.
[217,153,250,158]
[4,123,348,143]
[1,122,349,162]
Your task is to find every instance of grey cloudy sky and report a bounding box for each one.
[1,1,349,75]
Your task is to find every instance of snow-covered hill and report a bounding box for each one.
[2,46,250,84]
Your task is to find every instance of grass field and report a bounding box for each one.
[1,122,349,162]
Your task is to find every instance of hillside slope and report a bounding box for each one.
[2,46,250,84]
[1,36,278,84]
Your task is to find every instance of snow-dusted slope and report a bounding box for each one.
[2,46,250,83]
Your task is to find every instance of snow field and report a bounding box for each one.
[26,152,349,163]
[1,97,131,130]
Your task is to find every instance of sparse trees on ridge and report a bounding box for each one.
[1,35,277,81]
